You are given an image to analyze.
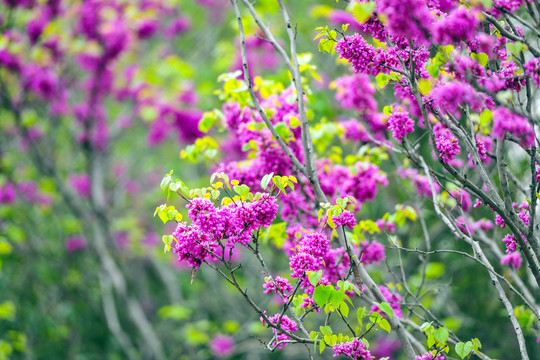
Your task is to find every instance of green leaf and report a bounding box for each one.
[379,318,391,333]
[198,111,218,133]
[479,110,493,127]
[289,116,301,129]
[357,307,366,326]
[319,325,332,336]
[434,328,449,345]
[375,73,390,88]
[338,302,350,318]
[427,334,436,348]
[158,305,191,320]
[347,1,376,23]
[471,52,489,67]
[140,106,158,122]
[455,341,473,359]
[310,331,317,340]
[308,270,323,287]
[313,285,331,307]
[320,339,326,353]
[425,262,445,279]
[275,122,291,142]
[261,173,274,190]
[329,289,345,308]
[378,302,394,319]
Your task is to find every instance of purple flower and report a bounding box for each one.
[501,252,523,269]
[492,107,535,148]
[263,276,294,297]
[333,74,376,115]
[260,313,298,349]
[333,211,357,229]
[371,285,403,318]
[209,335,234,358]
[388,109,414,142]
[65,237,86,253]
[416,353,445,360]
[360,241,386,265]
[502,234,517,253]
[524,58,540,87]
[137,19,159,39]
[332,337,372,360]
[0,183,17,204]
[165,16,191,37]
[433,6,478,44]
[433,123,460,164]
[69,174,91,198]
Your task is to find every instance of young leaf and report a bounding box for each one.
[379,302,394,319]
[379,318,391,333]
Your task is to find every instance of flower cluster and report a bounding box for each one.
[524,58,540,87]
[360,241,386,265]
[502,234,517,254]
[334,74,377,115]
[332,337,372,360]
[333,211,357,229]
[261,313,298,349]
[416,353,445,360]
[263,276,294,297]
[388,109,415,142]
[171,194,278,268]
[492,107,535,148]
[433,123,461,164]
[335,34,399,76]
[501,252,523,269]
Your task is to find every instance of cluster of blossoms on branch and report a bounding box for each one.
[154,0,540,358]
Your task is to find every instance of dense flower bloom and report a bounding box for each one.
[493,0,525,13]
[0,183,17,204]
[524,58,540,87]
[332,338,372,360]
[299,232,330,259]
[495,214,506,229]
[501,252,523,269]
[263,276,294,297]
[334,74,376,115]
[388,109,414,142]
[502,234,517,253]
[341,119,370,142]
[434,123,460,164]
[377,0,435,42]
[289,252,321,278]
[416,353,445,360]
[251,194,279,228]
[335,34,399,75]
[433,6,478,44]
[69,174,91,198]
[360,241,386,265]
[261,313,298,349]
[431,82,484,115]
[65,236,86,253]
[209,335,235,358]
[492,107,535,147]
[333,211,357,229]
[341,163,388,204]
[470,135,493,165]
